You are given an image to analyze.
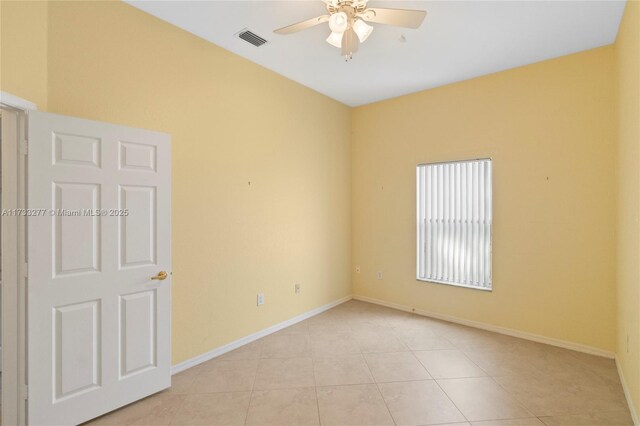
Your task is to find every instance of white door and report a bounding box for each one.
[27,111,171,425]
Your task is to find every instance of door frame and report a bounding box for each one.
[1,91,37,426]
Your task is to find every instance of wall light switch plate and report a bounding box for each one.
[355,266,361,274]
[294,284,301,294]
[377,271,383,280]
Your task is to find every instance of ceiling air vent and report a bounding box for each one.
[237,29,268,47]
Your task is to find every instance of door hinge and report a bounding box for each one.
[20,139,28,156]
[23,262,28,278]
[21,385,28,400]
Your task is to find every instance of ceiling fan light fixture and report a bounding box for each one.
[326,31,344,48]
[273,0,427,61]
[329,12,349,33]
[353,19,373,42]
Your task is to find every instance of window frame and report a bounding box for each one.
[416,158,493,291]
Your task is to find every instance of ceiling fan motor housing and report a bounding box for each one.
[327,1,367,20]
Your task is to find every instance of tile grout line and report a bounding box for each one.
[167,395,187,426]
[166,368,204,426]
[431,376,471,424]
[366,314,401,426]
[308,330,324,426]
[243,341,264,426]
[486,375,536,418]
[407,350,435,379]
[314,384,322,426]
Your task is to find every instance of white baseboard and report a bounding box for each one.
[171,295,353,374]
[616,357,639,425]
[353,294,615,359]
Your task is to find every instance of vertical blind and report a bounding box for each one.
[416,159,493,290]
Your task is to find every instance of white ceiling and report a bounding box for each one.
[126,0,626,106]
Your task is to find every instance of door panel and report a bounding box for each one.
[119,141,156,172]
[54,182,101,276]
[53,132,101,168]
[120,290,157,378]
[28,111,171,425]
[119,185,156,268]
[54,300,101,401]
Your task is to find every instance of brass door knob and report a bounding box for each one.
[151,271,168,281]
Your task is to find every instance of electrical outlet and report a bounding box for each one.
[295,283,301,294]
[377,271,383,280]
[257,292,265,306]
[355,266,361,274]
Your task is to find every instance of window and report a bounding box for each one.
[416,159,492,290]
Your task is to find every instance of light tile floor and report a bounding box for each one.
[86,300,633,426]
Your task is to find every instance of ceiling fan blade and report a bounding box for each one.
[359,8,427,29]
[274,15,330,35]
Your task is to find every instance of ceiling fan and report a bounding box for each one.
[273,0,427,61]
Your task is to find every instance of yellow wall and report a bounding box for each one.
[0,0,634,378]
[615,0,640,419]
[351,46,618,352]
[0,0,48,109]
[42,1,351,364]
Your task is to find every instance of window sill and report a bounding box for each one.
[416,277,492,292]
